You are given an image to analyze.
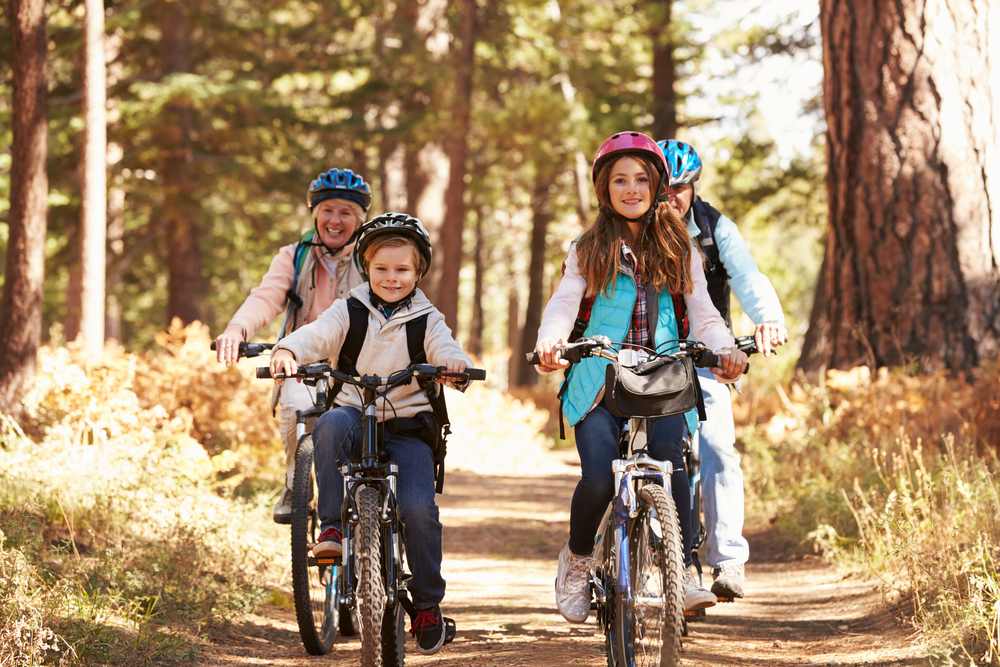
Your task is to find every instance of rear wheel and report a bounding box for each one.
[290,435,336,655]
[356,486,385,667]
[617,484,684,667]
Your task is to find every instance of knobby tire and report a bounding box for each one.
[617,484,684,667]
[290,435,337,655]
[381,598,406,667]
[357,486,386,667]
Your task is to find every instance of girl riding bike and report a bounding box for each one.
[269,213,472,656]
[533,132,748,620]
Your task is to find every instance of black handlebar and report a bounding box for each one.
[527,335,766,373]
[256,365,486,383]
[211,341,275,359]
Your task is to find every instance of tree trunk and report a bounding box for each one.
[106,181,126,342]
[648,0,677,142]
[468,206,485,359]
[506,284,521,389]
[515,181,554,388]
[437,0,475,331]
[0,0,48,419]
[78,0,107,355]
[801,0,1000,373]
[160,0,203,326]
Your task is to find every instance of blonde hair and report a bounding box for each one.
[576,154,694,298]
[362,235,426,277]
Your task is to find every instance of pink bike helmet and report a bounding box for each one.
[591,131,671,193]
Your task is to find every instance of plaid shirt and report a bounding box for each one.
[621,241,649,351]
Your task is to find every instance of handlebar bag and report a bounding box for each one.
[604,356,698,418]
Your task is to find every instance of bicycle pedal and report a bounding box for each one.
[590,602,599,610]
[443,616,457,644]
[315,557,340,565]
[717,596,735,603]
[683,608,707,620]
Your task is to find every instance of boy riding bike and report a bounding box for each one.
[269,213,472,656]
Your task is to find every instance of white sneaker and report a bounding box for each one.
[555,544,593,623]
[684,569,717,611]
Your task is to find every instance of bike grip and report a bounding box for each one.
[466,368,487,381]
[255,367,273,379]
[526,352,541,365]
[698,351,721,369]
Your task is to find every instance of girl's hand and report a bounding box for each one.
[534,338,570,373]
[754,322,788,357]
[269,349,299,386]
[215,324,245,367]
[711,347,748,382]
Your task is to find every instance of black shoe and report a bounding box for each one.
[272,486,292,525]
[410,605,446,655]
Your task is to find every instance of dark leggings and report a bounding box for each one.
[569,404,693,568]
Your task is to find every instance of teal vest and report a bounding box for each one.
[561,274,697,435]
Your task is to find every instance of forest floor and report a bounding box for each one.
[198,443,931,667]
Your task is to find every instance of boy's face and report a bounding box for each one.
[368,245,418,303]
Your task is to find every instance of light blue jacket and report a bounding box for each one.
[561,273,698,436]
[686,206,784,326]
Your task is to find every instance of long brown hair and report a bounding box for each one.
[576,154,694,298]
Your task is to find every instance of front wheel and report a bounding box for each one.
[381,600,406,667]
[356,486,386,667]
[290,435,336,655]
[616,484,685,667]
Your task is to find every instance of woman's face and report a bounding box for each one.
[666,183,695,219]
[315,198,362,249]
[607,157,652,220]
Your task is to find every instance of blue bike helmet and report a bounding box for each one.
[657,140,703,186]
[307,168,372,212]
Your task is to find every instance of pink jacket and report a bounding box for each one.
[229,241,362,340]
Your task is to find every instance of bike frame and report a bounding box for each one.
[338,378,404,611]
[593,420,675,608]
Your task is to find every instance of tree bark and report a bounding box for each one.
[437,0,475,331]
[802,0,1000,373]
[78,0,107,355]
[160,0,203,326]
[515,181,554,388]
[468,206,485,359]
[0,0,48,418]
[648,0,677,142]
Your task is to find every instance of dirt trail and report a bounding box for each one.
[202,448,930,667]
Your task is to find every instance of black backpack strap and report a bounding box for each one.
[405,315,452,494]
[692,198,733,329]
[328,296,370,408]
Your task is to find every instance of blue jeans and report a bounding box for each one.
[695,367,749,568]
[312,406,445,610]
[569,403,694,568]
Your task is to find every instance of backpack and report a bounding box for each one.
[279,229,319,339]
[328,296,453,494]
[691,198,732,330]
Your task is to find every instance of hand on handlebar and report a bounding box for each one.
[436,358,468,384]
[215,324,246,368]
[534,338,570,373]
[754,322,788,358]
[711,346,748,382]
[269,348,299,385]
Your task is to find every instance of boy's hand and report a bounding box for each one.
[437,358,468,384]
[269,349,299,386]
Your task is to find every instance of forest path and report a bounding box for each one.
[202,448,929,667]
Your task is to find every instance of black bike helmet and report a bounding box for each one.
[353,213,433,281]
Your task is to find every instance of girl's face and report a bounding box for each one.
[368,244,418,303]
[608,156,652,219]
[315,198,361,248]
